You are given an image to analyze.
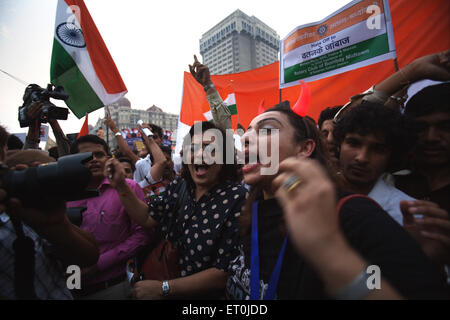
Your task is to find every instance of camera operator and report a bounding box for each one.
[0,125,99,300]
[68,135,151,299]
[23,101,70,158]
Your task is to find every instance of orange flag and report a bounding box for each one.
[77,113,89,138]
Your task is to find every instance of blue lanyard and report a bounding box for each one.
[250,201,288,300]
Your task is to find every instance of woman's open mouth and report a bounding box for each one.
[242,151,261,174]
[194,164,211,177]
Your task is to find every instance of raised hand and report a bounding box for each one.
[104,158,127,190]
[407,49,450,82]
[104,114,119,134]
[272,157,338,255]
[189,55,212,87]
[26,101,44,120]
[400,200,450,265]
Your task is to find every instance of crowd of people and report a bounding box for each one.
[0,49,449,300]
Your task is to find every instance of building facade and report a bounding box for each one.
[199,9,280,75]
[92,97,179,150]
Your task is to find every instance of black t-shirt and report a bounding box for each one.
[226,196,449,300]
[395,172,450,214]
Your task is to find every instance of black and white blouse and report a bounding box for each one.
[148,177,247,277]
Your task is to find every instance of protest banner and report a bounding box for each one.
[120,128,173,151]
[279,0,396,88]
[176,0,448,153]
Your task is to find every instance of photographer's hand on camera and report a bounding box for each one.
[24,101,43,149]
[0,164,98,267]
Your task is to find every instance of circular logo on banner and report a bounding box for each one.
[317,24,328,36]
[56,23,86,48]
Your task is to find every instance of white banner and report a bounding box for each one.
[280,0,396,88]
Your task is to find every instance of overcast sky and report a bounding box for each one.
[0,0,350,139]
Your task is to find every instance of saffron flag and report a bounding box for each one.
[176,0,449,153]
[77,113,89,138]
[50,0,127,118]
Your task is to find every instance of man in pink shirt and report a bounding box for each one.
[68,135,150,299]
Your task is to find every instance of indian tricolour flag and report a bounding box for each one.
[203,83,238,121]
[50,0,127,118]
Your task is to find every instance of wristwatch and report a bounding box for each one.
[115,131,122,137]
[162,280,170,297]
[329,266,371,300]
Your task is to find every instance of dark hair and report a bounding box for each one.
[114,150,125,158]
[48,146,59,160]
[0,125,9,161]
[7,134,24,150]
[149,124,163,139]
[6,149,56,168]
[240,101,332,236]
[180,121,241,188]
[404,82,450,118]
[160,145,172,156]
[333,102,406,172]
[264,101,328,167]
[118,156,135,172]
[318,105,343,129]
[70,134,110,155]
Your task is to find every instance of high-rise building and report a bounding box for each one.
[92,96,179,150]
[199,9,280,75]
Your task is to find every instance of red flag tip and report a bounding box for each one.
[291,80,310,117]
[257,99,265,115]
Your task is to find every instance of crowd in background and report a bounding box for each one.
[0,49,449,300]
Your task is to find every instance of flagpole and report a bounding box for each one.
[230,80,240,127]
[105,107,109,147]
[393,58,399,71]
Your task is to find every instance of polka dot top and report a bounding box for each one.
[148,177,247,277]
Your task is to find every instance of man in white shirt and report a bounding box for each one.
[333,103,414,225]
[133,124,163,186]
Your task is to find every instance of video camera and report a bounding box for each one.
[0,152,99,209]
[18,84,69,128]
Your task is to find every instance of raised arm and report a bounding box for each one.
[48,119,70,157]
[104,115,140,164]
[189,55,232,130]
[23,102,43,150]
[138,125,168,184]
[3,195,99,268]
[273,157,403,300]
[104,158,157,229]
[336,49,450,119]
